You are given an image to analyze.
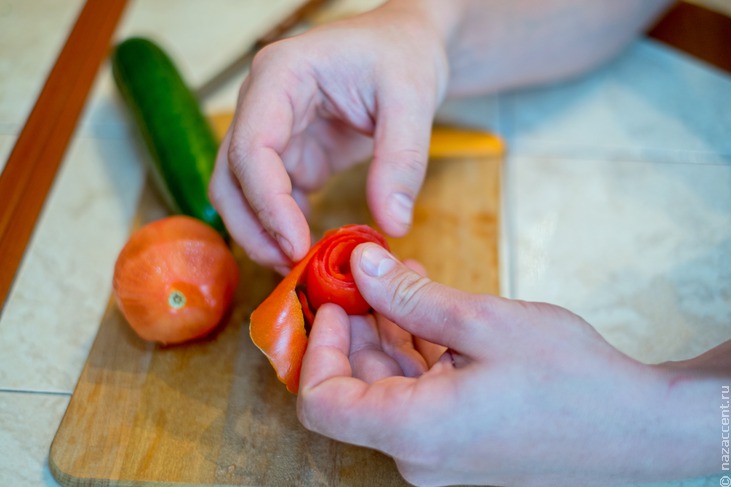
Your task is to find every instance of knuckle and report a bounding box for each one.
[227,138,250,174]
[379,149,427,186]
[398,148,428,170]
[206,184,221,209]
[295,391,315,430]
[470,294,501,323]
[435,294,499,346]
[250,38,304,79]
[388,272,432,316]
[244,220,288,266]
[235,227,280,268]
[395,460,441,487]
[296,386,330,435]
[461,295,503,335]
[245,246,270,267]
[249,42,280,74]
[395,464,423,486]
[398,155,427,184]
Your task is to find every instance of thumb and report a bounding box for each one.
[351,243,490,357]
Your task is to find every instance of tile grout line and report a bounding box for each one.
[506,148,731,166]
[0,388,72,397]
[495,93,518,300]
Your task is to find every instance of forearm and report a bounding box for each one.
[392,0,673,97]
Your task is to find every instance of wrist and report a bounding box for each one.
[578,361,724,484]
[378,0,466,100]
[385,0,466,48]
[642,364,728,480]
[382,0,495,97]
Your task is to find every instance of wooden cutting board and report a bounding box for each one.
[49,121,503,486]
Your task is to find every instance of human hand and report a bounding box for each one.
[297,243,719,486]
[336,258,447,384]
[209,1,457,270]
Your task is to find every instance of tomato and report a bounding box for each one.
[113,215,239,345]
[304,224,386,315]
[250,224,388,393]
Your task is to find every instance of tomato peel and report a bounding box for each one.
[249,224,388,393]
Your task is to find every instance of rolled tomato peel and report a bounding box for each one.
[249,224,388,393]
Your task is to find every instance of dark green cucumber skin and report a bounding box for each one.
[111,37,225,234]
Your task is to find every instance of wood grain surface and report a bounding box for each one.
[647,1,731,75]
[48,125,502,486]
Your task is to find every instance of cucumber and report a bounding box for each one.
[111,37,225,235]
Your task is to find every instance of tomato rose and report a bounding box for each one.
[249,224,388,393]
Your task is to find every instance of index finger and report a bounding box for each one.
[297,304,418,451]
[227,65,313,261]
[210,128,292,269]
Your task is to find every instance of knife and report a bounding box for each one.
[195,0,331,100]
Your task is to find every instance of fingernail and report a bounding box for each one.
[360,244,397,277]
[275,233,295,259]
[388,192,413,229]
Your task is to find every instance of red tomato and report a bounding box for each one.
[250,224,387,393]
[113,215,239,345]
[304,225,387,315]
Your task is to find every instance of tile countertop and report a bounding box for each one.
[0,1,729,486]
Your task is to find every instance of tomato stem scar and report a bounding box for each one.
[168,290,186,309]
